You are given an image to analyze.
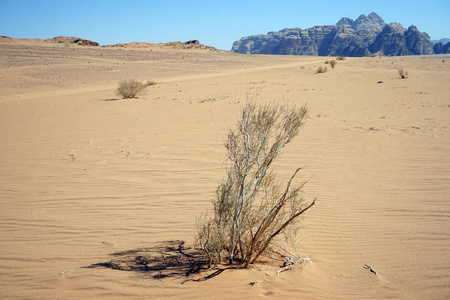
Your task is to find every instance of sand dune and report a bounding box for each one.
[0,41,449,299]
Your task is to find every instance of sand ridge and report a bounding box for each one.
[0,41,449,299]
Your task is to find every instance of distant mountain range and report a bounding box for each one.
[232,13,450,56]
[433,38,450,44]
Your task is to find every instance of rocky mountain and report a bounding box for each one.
[232,13,436,56]
[433,42,450,54]
[433,39,450,54]
[369,24,434,56]
[432,38,450,45]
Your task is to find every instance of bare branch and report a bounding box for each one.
[250,199,316,264]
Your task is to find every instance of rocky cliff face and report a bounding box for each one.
[370,24,434,55]
[232,13,436,56]
[433,41,450,54]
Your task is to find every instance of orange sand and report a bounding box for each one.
[1,40,449,299]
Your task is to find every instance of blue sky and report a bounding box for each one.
[1,0,449,50]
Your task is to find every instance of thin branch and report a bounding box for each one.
[250,198,316,265]
[276,264,293,274]
[244,168,303,267]
[364,264,378,276]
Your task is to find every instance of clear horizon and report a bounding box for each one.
[1,0,449,50]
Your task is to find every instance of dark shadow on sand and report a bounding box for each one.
[84,240,227,282]
[102,98,121,101]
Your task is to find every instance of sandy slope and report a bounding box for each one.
[0,41,449,299]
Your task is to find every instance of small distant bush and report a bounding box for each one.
[398,68,408,79]
[116,79,146,98]
[316,66,328,73]
[330,60,337,68]
[324,60,330,64]
[336,56,346,61]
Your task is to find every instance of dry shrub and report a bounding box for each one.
[116,79,146,98]
[330,60,337,68]
[196,102,315,268]
[316,66,328,73]
[398,68,408,79]
[336,56,346,61]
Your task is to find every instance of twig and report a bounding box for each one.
[258,267,270,276]
[31,208,44,217]
[182,268,229,284]
[364,264,378,276]
[60,265,92,275]
[301,257,311,263]
[276,264,293,274]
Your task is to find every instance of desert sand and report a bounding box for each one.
[0,39,449,299]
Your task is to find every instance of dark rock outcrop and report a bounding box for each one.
[183,40,199,45]
[434,42,450,54]
[72,39,99,46]
[49,36,99,46]
[164,40,218,50]
[232,13,436,56]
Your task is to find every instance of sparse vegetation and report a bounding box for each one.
[116,79,149,98]
[324,60,329,64]
[196,102,315,268]
[146,80,157,86]
[336,56,346,61]
[398,68,408,79]
[329,60,337,68]
[316,66,328,73]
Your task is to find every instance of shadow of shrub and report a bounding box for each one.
[89,240,208,280]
